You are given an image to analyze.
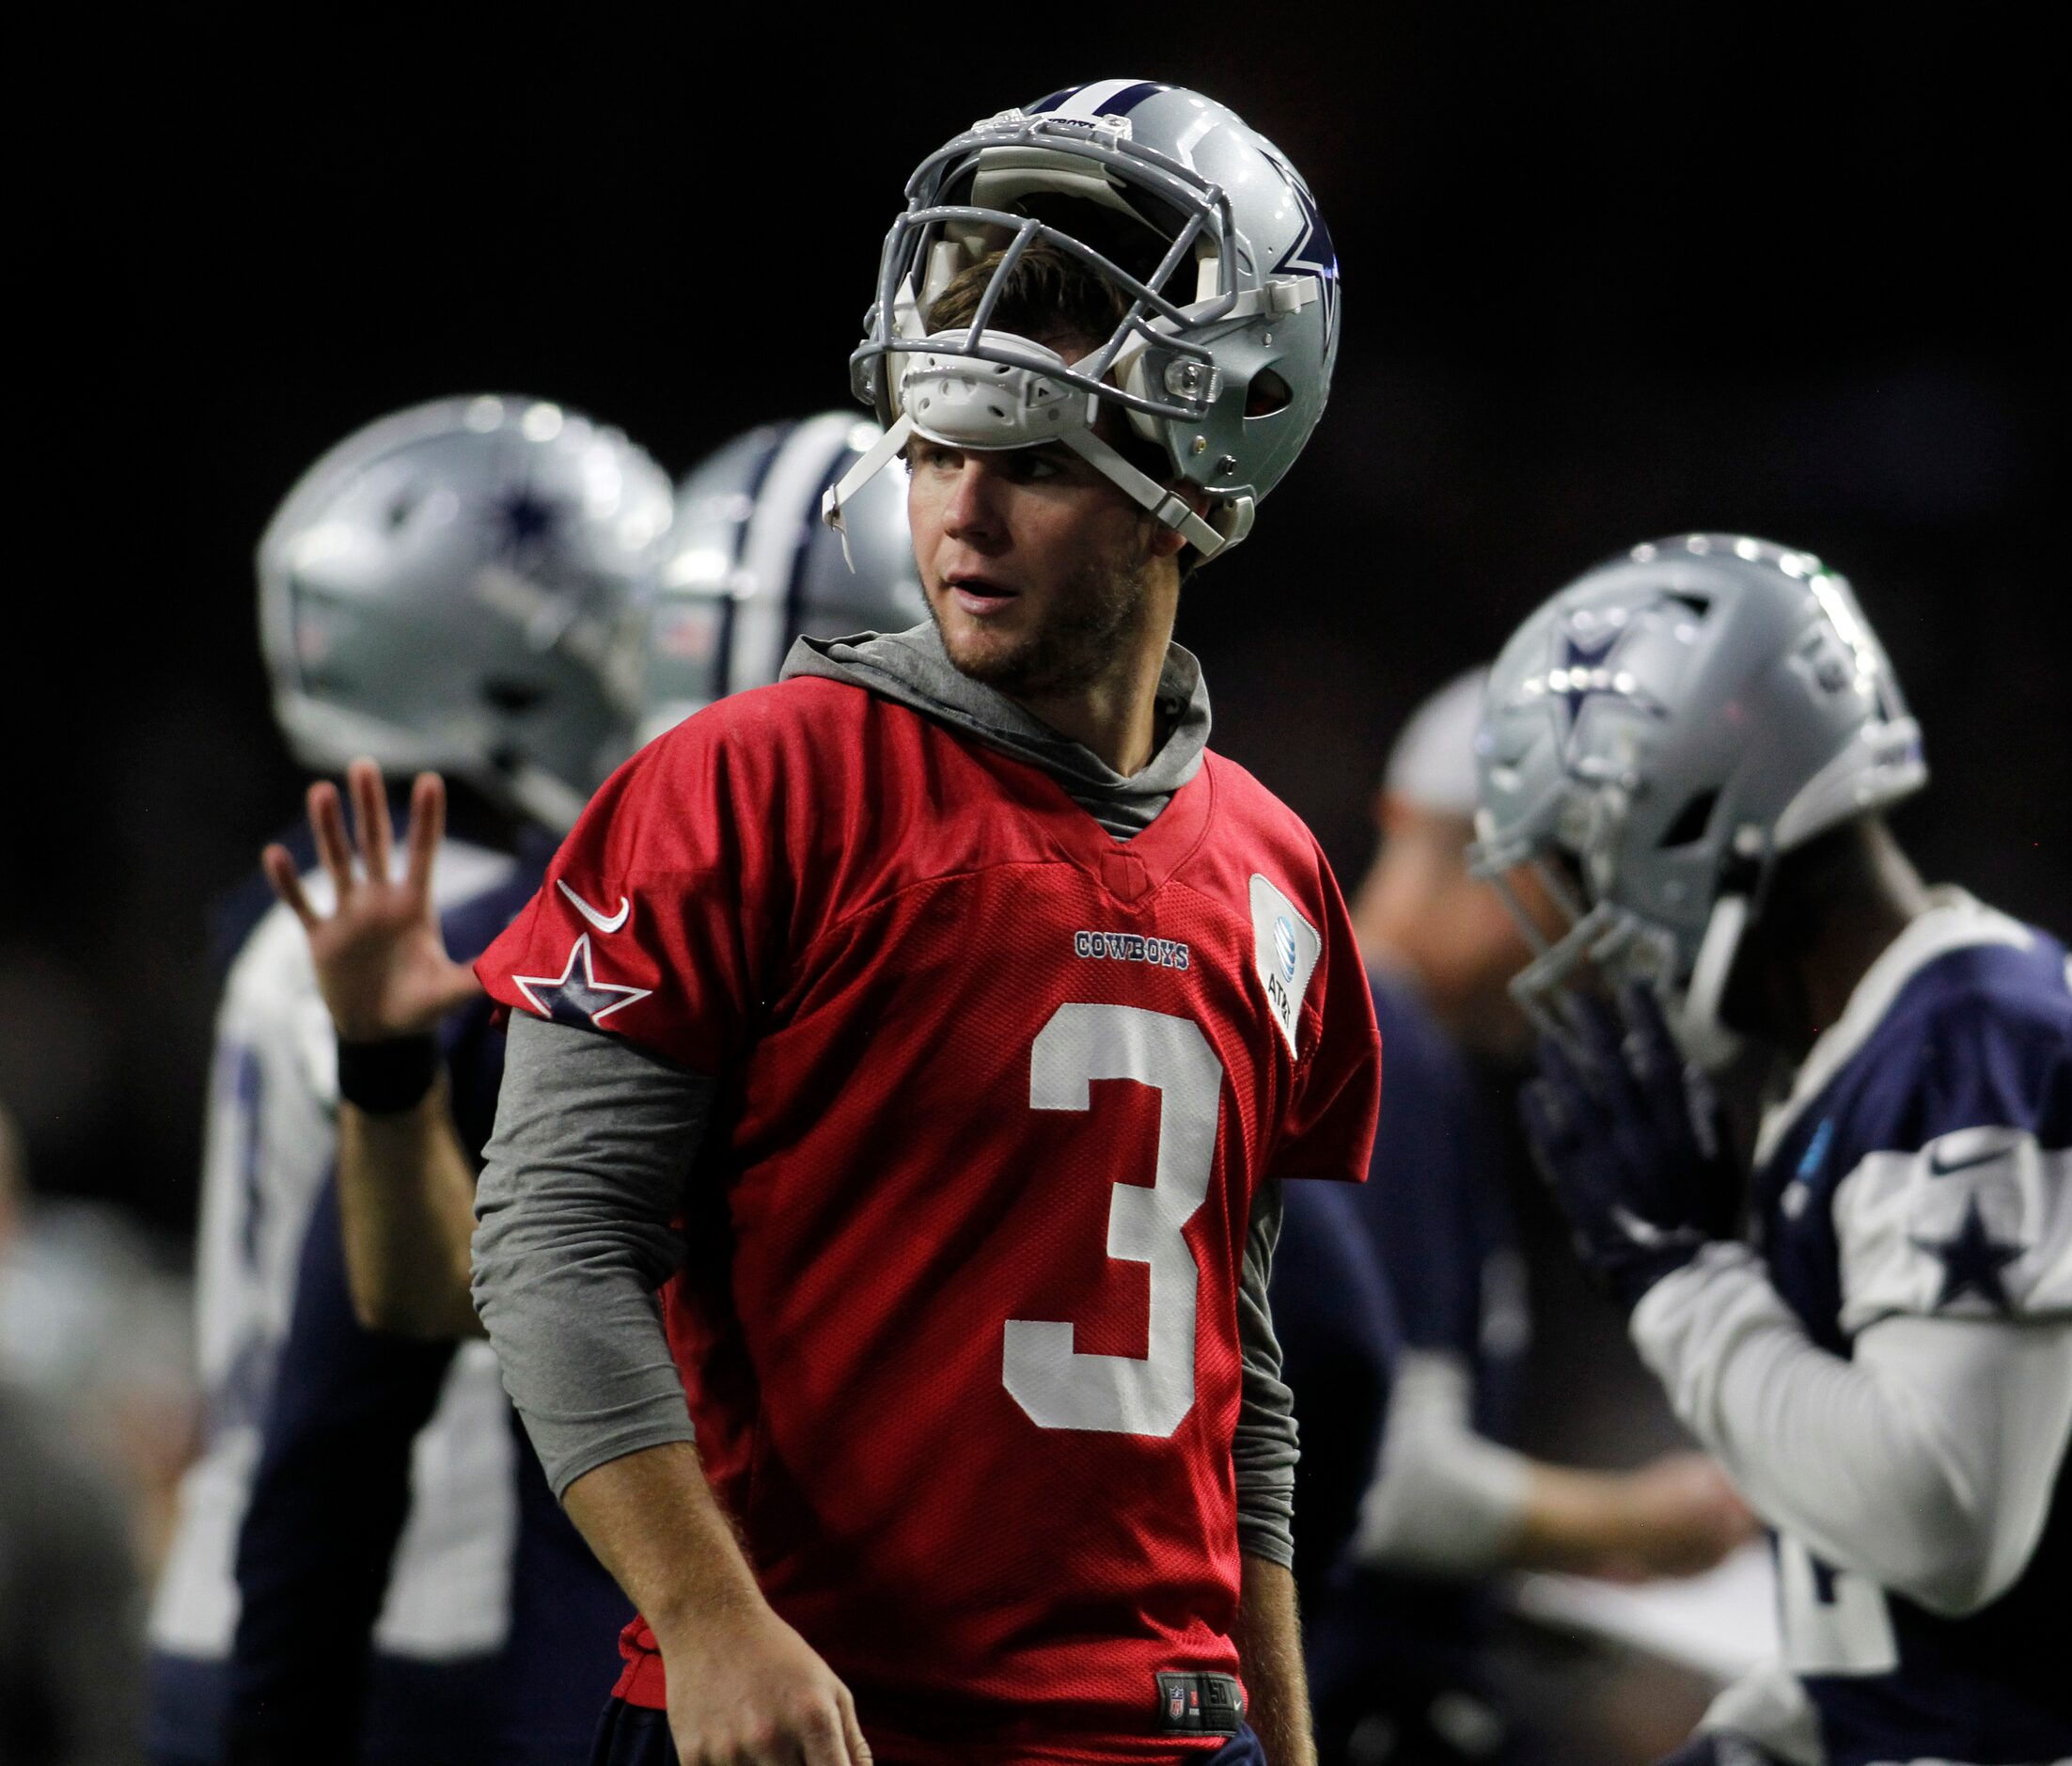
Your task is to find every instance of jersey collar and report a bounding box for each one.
[1754,887,2033,1167]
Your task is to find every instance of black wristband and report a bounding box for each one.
[336,1033,440,1114]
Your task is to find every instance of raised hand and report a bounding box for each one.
[262,758,482,1041]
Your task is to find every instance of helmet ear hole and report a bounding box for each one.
[1245,370,1292,418]
[1657,788,1720,850]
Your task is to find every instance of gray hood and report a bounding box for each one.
[781,621,1210,839]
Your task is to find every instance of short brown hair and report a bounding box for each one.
[925,241,1130,344]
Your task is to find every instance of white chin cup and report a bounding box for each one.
[903,330,1083,449]
[820,329,1227,561]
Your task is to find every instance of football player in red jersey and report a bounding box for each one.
[470,83,1374,1766]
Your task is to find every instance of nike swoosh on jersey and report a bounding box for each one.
[557,879,631,934]
[1928,1138,2017,1176]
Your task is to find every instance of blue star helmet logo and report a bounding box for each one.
[1511,603,1673,765]
[1263,145,1339,354]
[482,483,568,565]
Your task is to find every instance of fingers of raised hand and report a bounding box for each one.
[347,758,396,885]
[261,844,316,928]
[307,781,355,899]
[405,772,446,895]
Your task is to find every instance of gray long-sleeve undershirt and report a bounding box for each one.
[473,1014,1302,1566]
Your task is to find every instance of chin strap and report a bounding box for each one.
[1056,424,1230,559]
[1677,893,1750,1072]
[821,414,915,571]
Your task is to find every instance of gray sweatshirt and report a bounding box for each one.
[471,623,1301,1565]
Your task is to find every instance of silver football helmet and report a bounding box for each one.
[641,413,925,740]
[825,78,1341,564]
[259,395,675,830]
[1470,534,1926,1066]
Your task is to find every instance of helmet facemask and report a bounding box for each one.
[1472,797,1755,1072]
[828,93,1335,563]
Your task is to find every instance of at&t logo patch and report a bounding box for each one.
[1248,875,1320,1054]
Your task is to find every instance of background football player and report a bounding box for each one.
[469,79,1371,1766]
[1475,535,2071,1766]
[267,408,922,1339]
[147,395,672,1766]
[1278,669,1752,1764]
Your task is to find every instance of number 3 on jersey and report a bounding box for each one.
[1003,1003,1225,1438]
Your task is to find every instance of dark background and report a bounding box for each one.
[10,9,2062,1237]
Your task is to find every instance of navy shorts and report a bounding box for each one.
[589,1700,1269,1765]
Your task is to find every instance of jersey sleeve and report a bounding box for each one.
[1831,1005,2072,1333]
[476,708,792,1076]
[1265,840,1381,1185]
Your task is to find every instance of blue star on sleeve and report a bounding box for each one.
[1911,1195,2025,1314]
[511,934,652,1029]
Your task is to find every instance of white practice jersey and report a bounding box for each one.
[149,840,520,1662]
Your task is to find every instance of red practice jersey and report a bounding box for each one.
[478,676,1380,1764]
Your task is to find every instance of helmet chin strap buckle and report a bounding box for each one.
[821,414,914,570]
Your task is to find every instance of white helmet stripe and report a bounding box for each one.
[736,414,867,686]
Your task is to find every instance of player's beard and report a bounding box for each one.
[932,534,1158,702]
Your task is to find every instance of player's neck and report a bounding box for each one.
[1006,598,1180,778]
[1773,832,1932,1058]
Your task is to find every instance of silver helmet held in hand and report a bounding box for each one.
[825,78,1341,564]
[643,413,925,742]
[259,395,675,830]
[1469,534,1926,1065]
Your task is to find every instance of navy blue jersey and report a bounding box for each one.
[1274,970,1530,1751]
[1748,896,2072,1764]
[1351,971,1528,1437]
[1275,1180,1401,1591]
